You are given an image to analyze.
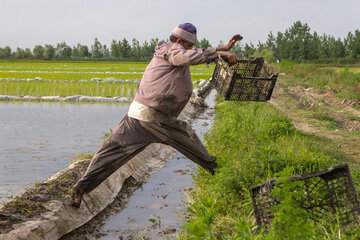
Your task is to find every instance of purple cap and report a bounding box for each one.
[178,23,197,35]
[171,23,197,44]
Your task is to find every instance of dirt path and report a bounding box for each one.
[270,82,360,161]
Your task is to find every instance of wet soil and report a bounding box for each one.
[0,156,91,234]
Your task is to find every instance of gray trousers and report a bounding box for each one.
[76,115,216,194]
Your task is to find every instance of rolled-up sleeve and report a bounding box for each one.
[166,45,217,66]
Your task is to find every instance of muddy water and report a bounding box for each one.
[82,90,217,240]
[0,102,129,204]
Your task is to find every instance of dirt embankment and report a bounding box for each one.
[270,83,360,160]
[0,158,90,235]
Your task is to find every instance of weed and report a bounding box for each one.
[267,167,315,240]
[102,129,113,140]
[148,218,161,228]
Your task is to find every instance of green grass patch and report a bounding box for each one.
[277,62,360,103]
[321,66,360,74]
[178,97,360,239]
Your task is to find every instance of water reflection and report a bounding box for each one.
[0,102,129,204]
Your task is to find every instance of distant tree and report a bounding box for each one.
[33,45,44,59]
[131,38,141,60]
[141,40,151,59]
[119,38,131,58]
[149,38,159,55]
[56,42,72,58]
[102,44,110,58]
[71,44,90,58]
[150,38,159,49]
[230,42,244,58]
[309,31,321,59]
[265,31,276,53]
[217,40,224,48]
[44,44,55,59]
[282,21,312,60]
[2,46,12,59]
[198,38,212,48]
[72,44,80,58]
[328,37,345,58]
[111,40,121,58]
[344,30,360,59]
[14,47,25,59]
[24,48,33,59]
[80,44,91,58]
[91,38,103,58]
[253,48,276,63]
[243,43,256,57]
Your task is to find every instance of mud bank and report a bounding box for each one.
[0,81,212,240]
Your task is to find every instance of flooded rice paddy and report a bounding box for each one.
[0,102,129,204]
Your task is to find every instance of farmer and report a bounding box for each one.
[71,23,242,208]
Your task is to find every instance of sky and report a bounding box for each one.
[1,0,359,50]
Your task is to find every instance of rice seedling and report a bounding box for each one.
[0,81,138,98]
[0,61,213,98]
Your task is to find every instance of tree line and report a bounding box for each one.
[0,21,359,62]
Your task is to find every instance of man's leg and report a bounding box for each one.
[71,116,155,208]
[138,119,218,174]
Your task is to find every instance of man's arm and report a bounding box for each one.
[216,35,243,52]
[210,34,243,66]
[166,35,242,66]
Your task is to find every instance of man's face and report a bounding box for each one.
[176,38,194,50]
[181,41,194,50]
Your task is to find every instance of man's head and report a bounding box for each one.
[170,23,197,50]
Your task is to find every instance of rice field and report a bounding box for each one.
[0,61,214,98]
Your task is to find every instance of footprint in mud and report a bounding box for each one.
[150,203,169,209]
[174,169,190,175]
[158,227,177,237]
[151,194,168,199]
[202,122,209,126]
[180,187,193,192]
[127,217,136,224]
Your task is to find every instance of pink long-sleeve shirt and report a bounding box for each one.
[133,41,215,117]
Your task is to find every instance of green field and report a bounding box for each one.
[0,61,215,98]
[276,62,360,103]
[321,66,360,73]
[177,62,360,239]
[178,97,360,240]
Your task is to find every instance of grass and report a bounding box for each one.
[177,97,360,239]
[276,61,360,103]
[0,61,214,98]
[321,66,360,74]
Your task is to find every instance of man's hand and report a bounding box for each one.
[225,34,243,51]
[217,34,243,51]
[227,53,240,66]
